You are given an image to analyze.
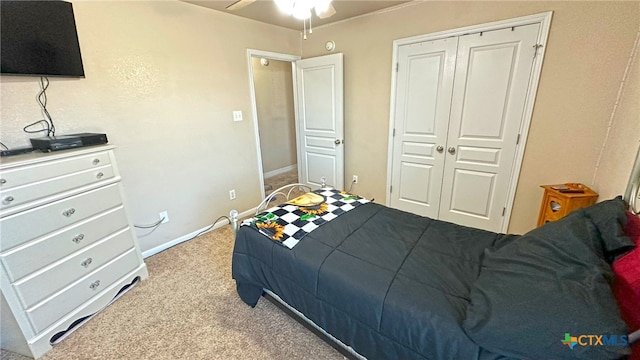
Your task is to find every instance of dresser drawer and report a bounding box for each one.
[0,165,115,211]
[0,184,123,252]
[0,151,111,191]
[14,229,135,309]
[1,206,130,282]
[26,248,140,333]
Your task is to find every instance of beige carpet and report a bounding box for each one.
[1,225,344,360]
[264,168,299,197]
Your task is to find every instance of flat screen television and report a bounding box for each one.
[1,0,85,77]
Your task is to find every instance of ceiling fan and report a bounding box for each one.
[226,0,337,20]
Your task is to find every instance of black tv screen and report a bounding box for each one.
[1,0,85,77]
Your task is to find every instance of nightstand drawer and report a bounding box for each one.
[0,164,115,211]
[0,184,123,252]
[14,229,134,309]
[0,151,111,191]
[1,206,130,282]
[26,248,140,333]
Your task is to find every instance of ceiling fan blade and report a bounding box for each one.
[226,0,256,11]
[316,3,336,19]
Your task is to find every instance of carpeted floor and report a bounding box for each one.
[264,168,299,197]
[1,225,344,360]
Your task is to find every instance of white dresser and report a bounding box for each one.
[0,145,148,358]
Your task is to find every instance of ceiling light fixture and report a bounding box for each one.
[274,0,333,39]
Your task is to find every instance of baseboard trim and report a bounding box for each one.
[264,164,297,179]
[141,207,257,258]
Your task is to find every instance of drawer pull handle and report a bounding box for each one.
[3,196,14,204]
[72,234,85,243]
[96,172,104,179]
[0,178,6,185]
[81,258,93,268]
[550,201,561,212]
[92,158,100,165]
[89,280,101,290]
[63,208,76,217]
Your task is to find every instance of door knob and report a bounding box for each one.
[334,139,343,145]
[448,146,456,154]
[436,145,444,153]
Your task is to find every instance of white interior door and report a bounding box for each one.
[438,24,540,231]
[389,38,458,218]
[295,53,344,190]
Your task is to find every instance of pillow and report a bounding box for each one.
[463,198,633,360]
[583,197,635,261]
[624,210,640,244]
[612,211,640,332]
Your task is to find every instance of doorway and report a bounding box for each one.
[247,50,300,199]
[248,50,345,200]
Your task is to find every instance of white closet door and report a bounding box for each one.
[438,24,540,231]
[389,38,458,217]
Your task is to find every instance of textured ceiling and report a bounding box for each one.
[181,0,411,31]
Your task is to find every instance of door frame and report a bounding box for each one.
[385,11,553,232]
[246,49,301,200]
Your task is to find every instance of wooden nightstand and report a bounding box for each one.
[537,183,598,227]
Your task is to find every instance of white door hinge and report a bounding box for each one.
[533,44,543,59]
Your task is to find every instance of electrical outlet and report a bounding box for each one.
[232,111,243,121]
[229,189,236,200]
[159,211,169,224]
[352,175,358,184]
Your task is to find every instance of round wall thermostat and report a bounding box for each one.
[325,41,335,52]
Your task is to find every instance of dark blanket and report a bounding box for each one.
[232,202,516,360]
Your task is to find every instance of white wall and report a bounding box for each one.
[0,1,300,253]
[593,32,640,200]
[252,57,297,175]
[301,1,640,233]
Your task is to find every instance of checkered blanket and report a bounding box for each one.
[241,188,370,249]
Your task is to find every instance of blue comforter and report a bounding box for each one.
[232,202,515,360]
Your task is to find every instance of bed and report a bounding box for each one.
[232,172,640,359]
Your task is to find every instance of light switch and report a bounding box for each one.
[233,111,243,122]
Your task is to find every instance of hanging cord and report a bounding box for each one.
[0,141,8,151]
[134,217,166,229]
[38,77,55,136]
[188,215,231,241]
[134,216,167,238]
[347,178,356,193]
[23,77,55,136]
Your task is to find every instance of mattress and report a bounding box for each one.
[232,202,517,360]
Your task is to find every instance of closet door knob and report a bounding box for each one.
[448,146,456,155]
[436,146,444,153]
